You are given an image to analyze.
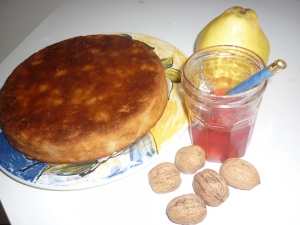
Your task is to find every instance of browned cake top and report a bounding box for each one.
[0,34,167,163]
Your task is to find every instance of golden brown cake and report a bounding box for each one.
[0,34,168,164]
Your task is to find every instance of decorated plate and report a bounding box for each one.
[0,33,188,190]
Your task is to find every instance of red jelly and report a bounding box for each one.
[190,114,257,163]
[188,89,256,162]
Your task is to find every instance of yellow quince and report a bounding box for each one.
[196,6,270,64]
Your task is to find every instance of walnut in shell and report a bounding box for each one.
[148,162,182,194]
[166,194,207,225]
[220,158,260,190]
[192,169,229,207]
[174,145,206,174]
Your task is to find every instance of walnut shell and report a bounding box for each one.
[192,169,229,207]
[220,158,260,190]
[148,162,182,194]
[174,145,206,174]
[166,194,207,225]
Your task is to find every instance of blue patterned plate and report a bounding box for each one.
[0,33,188,190]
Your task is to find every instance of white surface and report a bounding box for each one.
[0,0,64,64]
[0,0,300,225]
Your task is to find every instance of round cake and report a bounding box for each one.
[0,34,168,164]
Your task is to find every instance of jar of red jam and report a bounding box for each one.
[182,45,267,163]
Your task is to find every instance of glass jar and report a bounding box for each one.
[182,45,267,163]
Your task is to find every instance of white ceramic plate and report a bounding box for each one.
[0,33,188,190]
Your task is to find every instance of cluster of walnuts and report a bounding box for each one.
[148,145,260,225]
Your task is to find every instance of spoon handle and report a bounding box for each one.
[227,59,287,95]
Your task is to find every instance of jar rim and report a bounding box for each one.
[182,45,267,105]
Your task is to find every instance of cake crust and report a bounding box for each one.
[0,34,168,164]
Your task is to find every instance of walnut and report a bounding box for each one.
[148,162,182,194]
[174,145,206,174]
[220,158,260,190]
[192,169,229,207]
[166,194,207,224]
